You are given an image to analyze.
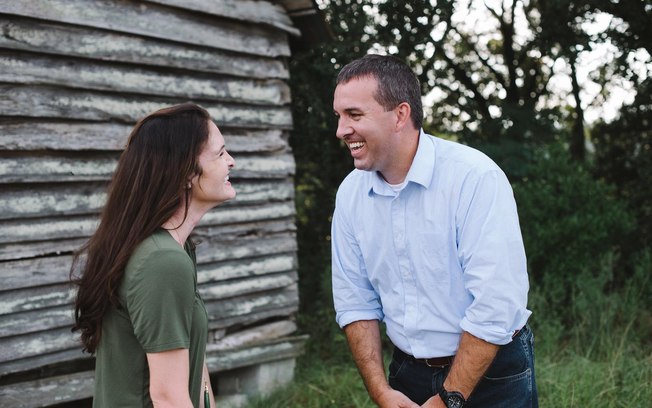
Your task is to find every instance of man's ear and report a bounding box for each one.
[395,102,412,131]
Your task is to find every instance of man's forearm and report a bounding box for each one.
[343,320,390,403]
[444,331,499,399]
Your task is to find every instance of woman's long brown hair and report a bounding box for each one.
[70,103,210,354]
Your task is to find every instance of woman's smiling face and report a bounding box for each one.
[191,121,236,207]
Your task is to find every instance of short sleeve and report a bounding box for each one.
[125,249,196,353]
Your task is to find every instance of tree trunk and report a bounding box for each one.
[569,53,585,161]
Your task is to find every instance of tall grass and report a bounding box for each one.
[247,251,652,407]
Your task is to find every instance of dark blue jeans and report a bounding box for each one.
[388,325,538,407]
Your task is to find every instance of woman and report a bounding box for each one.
[71,103,235,407]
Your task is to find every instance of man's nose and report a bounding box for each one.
[335,118,352,140]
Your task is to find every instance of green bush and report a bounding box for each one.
[513,144,638,353]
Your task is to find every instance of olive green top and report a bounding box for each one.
[93,229,208,407]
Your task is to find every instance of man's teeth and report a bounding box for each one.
[349,142,365,150]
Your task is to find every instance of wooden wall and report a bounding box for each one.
[0,1,309,406]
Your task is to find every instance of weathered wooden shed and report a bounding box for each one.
[0,1,329,406]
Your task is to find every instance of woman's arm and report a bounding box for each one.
[146,348,193,408]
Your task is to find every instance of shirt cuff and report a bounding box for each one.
[336,309,384,329]
[459,317,528,345]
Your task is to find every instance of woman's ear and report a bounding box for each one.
[188,172,199,189]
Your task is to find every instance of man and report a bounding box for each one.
[331,54,538,408]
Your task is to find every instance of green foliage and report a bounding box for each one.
[593,78,652,249]
[283,2,651,407]
[514,144,634,283]
[513,143,640,355]
[372,0,557,149]
[289,1,373,316]
[537,353,652,408]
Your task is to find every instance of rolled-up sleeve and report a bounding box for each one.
[331,194,384,328]
[456,169,531,345]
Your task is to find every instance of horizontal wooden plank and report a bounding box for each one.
[235,154,296,179]
[1,233,296,291]
[0,51,291,105]
[0,304,72,338]
[0,16,289,79]
[0,350,88,380]
[0,180,294,220]
[199,271,298,302]
[212,320,297,348]
[0,0,291,57]
[0,201,295,245]
[206,334,307,372]
[0,120,130,151]
[198,201,295,229]
[0,237,83,262]
[0,153,295,183]
[0,370,93,408]
[0,216,98,245]
[0,284,74,315]
[195,219,297,245]
[0,85,293,128]
[205,283,299,330]
[0,120,289,152]
[278,0,320,14]
[0,336,307,408]
[0,153,116,184]
[0,327,78,364]
[148,0,299,36]
[198,253,296,283]
[0,256,73,292]
[194,233,297,265]
[0,183,107,221]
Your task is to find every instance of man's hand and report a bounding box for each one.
[420,395,445,408]
[343,320,419,408]
[375,387,420,408]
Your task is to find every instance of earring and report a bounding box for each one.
[186,182,192,190]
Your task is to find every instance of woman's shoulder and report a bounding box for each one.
[124,230,194,281]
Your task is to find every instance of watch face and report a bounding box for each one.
[445,394,465,408]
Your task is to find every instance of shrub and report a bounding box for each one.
[513,144,636,351]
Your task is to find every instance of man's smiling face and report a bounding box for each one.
[333,75,401,178]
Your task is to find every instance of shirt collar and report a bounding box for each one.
[367,129,435,196]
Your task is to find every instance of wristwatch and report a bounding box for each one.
[438,386,466,408]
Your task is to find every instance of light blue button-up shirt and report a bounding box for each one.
[331,131,531,358]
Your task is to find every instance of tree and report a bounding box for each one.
[587,1,652,248]
[367,0,561,177]
[289,0,372,318]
